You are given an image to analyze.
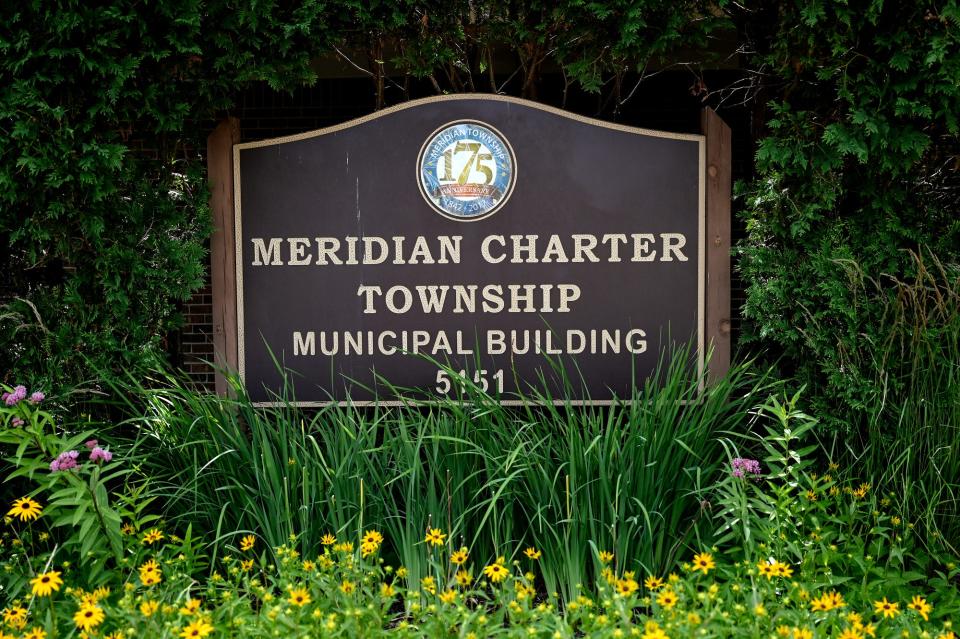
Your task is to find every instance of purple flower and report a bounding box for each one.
[11,417,24,427]
[4,385,27,406]
[731,457,762,477]
[85,440,99,449]
[89,447,113,463]
[29,391,44,404]
[50,450,80,472]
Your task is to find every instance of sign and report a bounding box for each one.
[214,95,730,405]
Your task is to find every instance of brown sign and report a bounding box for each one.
[209,95,731,405]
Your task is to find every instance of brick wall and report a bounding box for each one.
[175,73,756,390]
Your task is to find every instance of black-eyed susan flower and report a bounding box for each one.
[483,558,509,583]
[320,533,336,546]
[140,600,159,617]
[30,571,63,597]
[179,619,214,638]
[524,547,542,560]
[240,559,254,572]
[7,497,42,522]
[288,586,311,607]
[439,589,457,604]
[598,550,614,563]
[340,580,355,594]
[455,570,473,587]
[450,547,469,565]
[22,627,46,639]
[179,598,201,616]
[141,528,164,546]
[72,602,105,632]
[908,595,932,621]
[615,578,639,596]
[424,527,446,547]
[240,534,255,552]
[874,597,899,618]
[644,575,664,591]
[2,605,27,629]
[380,582,396,597]
[656,588,678,609]
[689,551,716,575]
[138,559,162,586]
[421,575,437,594]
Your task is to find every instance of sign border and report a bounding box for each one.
[225,94,712,407]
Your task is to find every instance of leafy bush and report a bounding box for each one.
[3,385,959,638]
[104,349,775,603]
[736,2,960,431]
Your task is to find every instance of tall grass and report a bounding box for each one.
[840,250,960,546]
[106,345,778,601]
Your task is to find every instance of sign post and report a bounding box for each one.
[209,95,730,405]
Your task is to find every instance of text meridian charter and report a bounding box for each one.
[248,232,690,267]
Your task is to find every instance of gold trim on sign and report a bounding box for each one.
[233,93,707,407]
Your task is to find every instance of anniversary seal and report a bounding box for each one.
[417,120,516,221]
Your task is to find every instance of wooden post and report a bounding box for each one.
[208,117,240,395]
[701,108,732,383]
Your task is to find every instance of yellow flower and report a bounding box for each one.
[2,605,27,629]
[643,620,669,639]
[396,566,408,579]
[524,547,542,560]
[321,533,336,546]
[616,578,639,596]
[179,598,201,615]
[22,628,46,639]
[598,550,614,563]
[140,600,159,617]
[656,588,678,609]
[450,547,469,565]
[7,497,42,522]
[455,570,473,587]
[333,542,354,553]
[774,561,794,578]
[240,559,254,572]
[690,552,716,575]
[179,620,214,638]
[793,629,813,639]
[838,628,864,639]
[380,582,396,597]
[758,562,776,579]
[908,595,932,621]
[141,528,164,545]
[302,560,316,572]
[805,490,818,501]
[361,541,380,557]
[424,528,446,547]
[139,559,163,586]
[340,580,355,594]
[483,559,510,584]
[754,604,767,617]
[874,597,899,619]
[439,589,457,604]
[240,534,255,552]
[421,576,437,594]
[73,603,105,632]
[288,586,311,607]
[30,571,63,597]
[645,575,664,591]
[362,530,384,547]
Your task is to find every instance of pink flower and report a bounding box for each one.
[11,417,24,427]
[50,450,80,472]
[29,391,44,404]
[89,447,113,463]
[85,440,99,449]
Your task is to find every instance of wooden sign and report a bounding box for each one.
[208,95,731,405]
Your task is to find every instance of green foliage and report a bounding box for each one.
[736,1,960,434]
[102,348,772,603]
[0,386,124,594]
[0,1,727,391]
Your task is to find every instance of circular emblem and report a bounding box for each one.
[417,120,516,221]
